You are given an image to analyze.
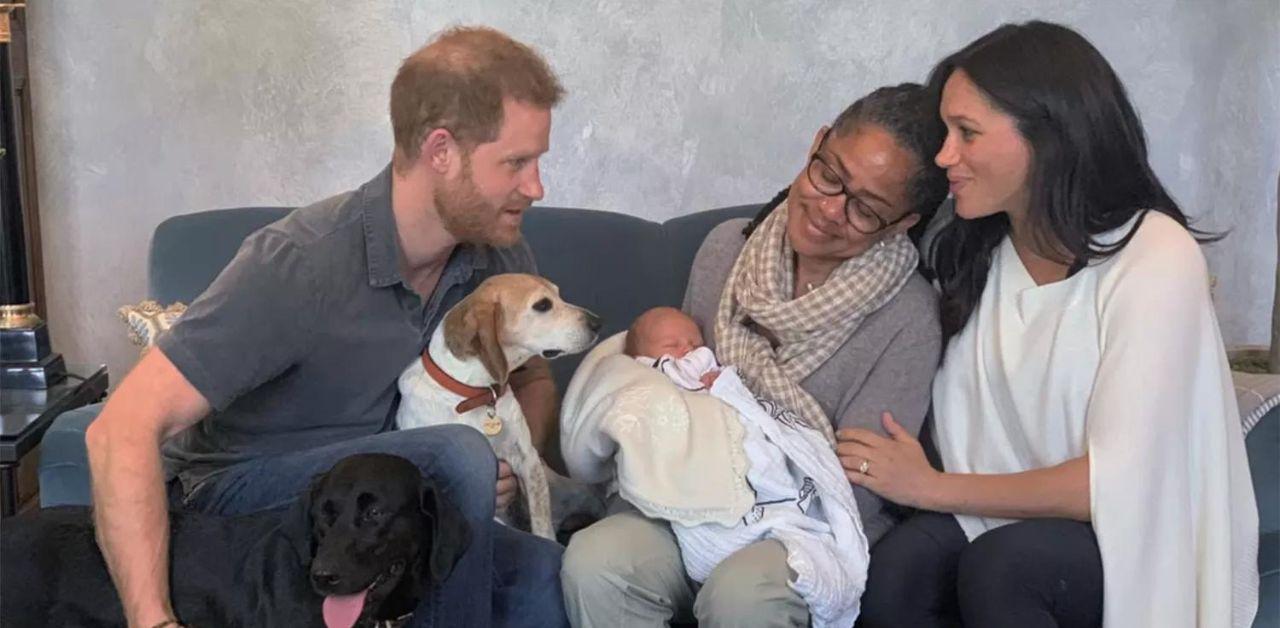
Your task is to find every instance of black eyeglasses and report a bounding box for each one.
[805,128,912,235]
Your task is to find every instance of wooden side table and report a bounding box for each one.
[0,363,107,516]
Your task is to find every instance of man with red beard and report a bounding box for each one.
[85,27,569,628]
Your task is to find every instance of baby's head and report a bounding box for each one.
[624,307,704,359]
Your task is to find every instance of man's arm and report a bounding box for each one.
[85,348,210,628]
[89,226,317,625]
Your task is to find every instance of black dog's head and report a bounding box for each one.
[301,454,470,628]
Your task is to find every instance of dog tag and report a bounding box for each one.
[482,410,503,436]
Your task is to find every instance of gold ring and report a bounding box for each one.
[858,459,870,474]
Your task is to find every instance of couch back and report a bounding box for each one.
[149,204,760,389]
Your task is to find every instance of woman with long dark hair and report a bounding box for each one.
[838,21,1258,627]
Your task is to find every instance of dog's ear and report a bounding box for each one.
[305,472,328,513]
[443,295,478,359]
[419,480,472,585]
[472,302,508,386]
[281,471,328,565]
[444,297,509,385]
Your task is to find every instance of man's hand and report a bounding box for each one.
[496,460,519,510]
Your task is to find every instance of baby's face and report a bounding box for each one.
[636,311,704,359]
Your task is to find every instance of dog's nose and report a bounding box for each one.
[585,312,603,333]
[311,569,342,590]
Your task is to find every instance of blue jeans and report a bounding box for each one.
[180,425,568,628]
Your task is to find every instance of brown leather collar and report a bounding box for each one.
[421,351,506,414]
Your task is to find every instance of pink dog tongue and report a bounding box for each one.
[323,589,369,628]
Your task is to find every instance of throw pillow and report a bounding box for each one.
[118,299,187,348]
[1234,370,1280,434]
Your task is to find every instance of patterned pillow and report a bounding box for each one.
[117,300,187,348]
[1234,370,1280,434]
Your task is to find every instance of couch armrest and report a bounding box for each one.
[38,402,103,507]
[1253,407,1280,628]
[1249,406,1280,537]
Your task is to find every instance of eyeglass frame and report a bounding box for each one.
[805,127,914,235]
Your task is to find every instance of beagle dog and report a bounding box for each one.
[396,273,602,539]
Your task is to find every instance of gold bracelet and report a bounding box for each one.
[149,620,181,628]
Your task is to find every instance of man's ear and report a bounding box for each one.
[472,303,509,385]
[419,480,473,586]
[421,128,458,174]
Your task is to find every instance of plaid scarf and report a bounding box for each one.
[714,200,918,445]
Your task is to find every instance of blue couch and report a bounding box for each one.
[38,204,1279,626]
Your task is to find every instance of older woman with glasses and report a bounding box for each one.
[561,84,950,628]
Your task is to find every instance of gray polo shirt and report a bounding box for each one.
[158,166,536,492]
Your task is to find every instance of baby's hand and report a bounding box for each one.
[700,370,721,389]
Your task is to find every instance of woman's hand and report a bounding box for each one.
[836,412,940,509]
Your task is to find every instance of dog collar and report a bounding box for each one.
[375,612,414,628]
[421,351,507,414]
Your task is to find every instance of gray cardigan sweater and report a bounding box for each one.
[682,218,942,544]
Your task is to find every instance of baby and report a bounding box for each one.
[579,306,868,626]
[623,306,721,390]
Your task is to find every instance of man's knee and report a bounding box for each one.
[408,424,495,478]
[515,531,565,582]
[695,540,807,628]
[396,424,496,517]
[493,525,568,627]
[499,525,565,594]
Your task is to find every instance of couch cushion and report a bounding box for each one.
[1248,407,1278,628]
[146,203,764,390]
[521,205,758,388]
[149,207,291,304]
[524,209,661,320]
[38,402,102,507]
[1249,406,1280,536]
[661,205,760,306]
[1259,531,1279,628]
[521,207,666,387]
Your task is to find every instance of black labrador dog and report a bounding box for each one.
[0,453,471,627]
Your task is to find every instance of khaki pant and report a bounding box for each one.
[561,499,808,628]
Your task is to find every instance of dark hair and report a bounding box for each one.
[744,83,949,248]
[926,20,1213,342]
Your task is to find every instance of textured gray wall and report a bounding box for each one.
[27,1,1280,388]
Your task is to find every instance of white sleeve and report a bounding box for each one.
[1086,214,1258,627]
[653,347,721,391]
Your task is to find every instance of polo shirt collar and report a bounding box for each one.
[361,165,401,288]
